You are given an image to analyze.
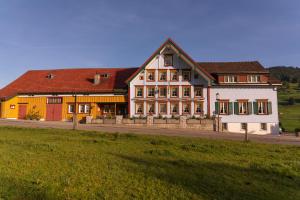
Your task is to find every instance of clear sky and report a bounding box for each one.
[0,0,299,87]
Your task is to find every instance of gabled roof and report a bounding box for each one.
[126,38,215,83]
[0,67,138,100]
[197,61,269,74]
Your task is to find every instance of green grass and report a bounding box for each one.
[278,83,300,132]
[0,127,299,199]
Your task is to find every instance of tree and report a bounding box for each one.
[288,97,295,105]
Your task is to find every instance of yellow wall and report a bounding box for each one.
[1,95,127,121]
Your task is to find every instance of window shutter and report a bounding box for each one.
[253,101,258,114]
[215,102,219,114]
[248,102,252,114]
[229,102,233,115]
[268,102,272,114]
[234,102,239,115]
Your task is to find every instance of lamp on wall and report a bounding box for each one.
[216,92,220,100]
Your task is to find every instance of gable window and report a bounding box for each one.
[170,103,178,114]
[159,87,167,97]
[147,70,155,81]
[139,75,144,80]
[135,103,143,114]
[182,103,190,114]
[248,75,261,83]
[164,54,173,66]
[68,104,75,113]
[171,87,178,97]
[194,87,203,97]
[78,104,90,114]
[170,70,178,81]
[136,87,143,98]
[182,87,190,97]
[159,70,167,81]
[147,103,155,114]
[219,101,229,114]
[224,75,237,83]
[159,103,167,114]
[147,87,155,97]
[238,101,248,114]
[195,102,203,114]
[182,70,191,81]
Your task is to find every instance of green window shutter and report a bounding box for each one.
[234,102,239,115]
[253,101,258,114]
[215,102,219,114]
[229,102,233,115]
[268,102,272,114]
[248,102,252,114]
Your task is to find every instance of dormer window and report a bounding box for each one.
[164,54,173,66]
[224,75,237,83]
[46,74,55,79]
[101,73,110,78]
[248,75,261,83]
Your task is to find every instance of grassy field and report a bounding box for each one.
[0,127,299,199]
[278,83,300,132]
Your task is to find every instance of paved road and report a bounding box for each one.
[0,119,299,145]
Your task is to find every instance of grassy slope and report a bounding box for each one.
[278,83,300,132]
[0,127,299,200]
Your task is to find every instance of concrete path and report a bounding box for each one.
[0,119,299,146]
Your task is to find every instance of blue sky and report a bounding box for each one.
[0,0,299,87]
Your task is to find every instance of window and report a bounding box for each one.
[238,101,248,114]
[224,75,237,83]
[170,70,178,81]
[194,87,203,97]
[139,75,144,80]
[159,71,167,81]
[219,101,229,114]
[68,104,75,113]
[147,103,155,114]
[147,87,155,97]
[248,75,261,83]
[241,123,247,131]
[195,102,203,114]
[159,87,167,97]
[159,103,167,114]
[261,123,267,130]
[78,104,90,114]
[222,123,228,131]
[164,54,173,66]
[258,100,268,114]
[147,70,155,81]
[135,103,143,114]
[170,103,178,114]
[47,97,62,104]
[182,70,191,81]
[182,103,190,114]
[10,104,15,109]
[171,87,178,97]
[136,87,143,97]
[183,87,190,97]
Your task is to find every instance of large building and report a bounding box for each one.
[0,38,281,134]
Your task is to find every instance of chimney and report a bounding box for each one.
[94,73,101,85]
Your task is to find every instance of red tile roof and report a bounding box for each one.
[198,61,269,74]
[0,68,138,100]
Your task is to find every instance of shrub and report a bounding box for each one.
[288,97,295,105]
[25,109,42,120]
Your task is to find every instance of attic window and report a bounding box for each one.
[164,54,173,66]
[46,74,55,79]
[101,73,110,78]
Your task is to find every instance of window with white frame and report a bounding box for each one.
[182,103,190,114]
[258,100,268,114]
[159,87,167,97]
[147,70,155,81]
[248,75,261,83]
[195,102,203,114]
[224,75,237,83]
[183,87,190,97]
[159,71,167,81]
[78,104,90,114]
[135,103,143,114]
[170,70,178,81]
[170,103,178,114]
[136,87,143,97]
[182,70,191,81]
[147,87,155,97]
[164,54,173,66]
[238,101,248,114]
[194,87,203,97]
[219,101,228,114]
[171,87,178,97]
[68,104,75,113]
[159,103,167,114]
[147,103,155,114]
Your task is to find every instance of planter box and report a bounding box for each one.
[103,119,116,124]
[166,119,180,124]
[154,119,167,124]
[187,119,201,124]
[92,119,103,124]
[122,119,135,124]
[134,119,146,124]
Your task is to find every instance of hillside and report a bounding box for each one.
[269,66,300,83]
